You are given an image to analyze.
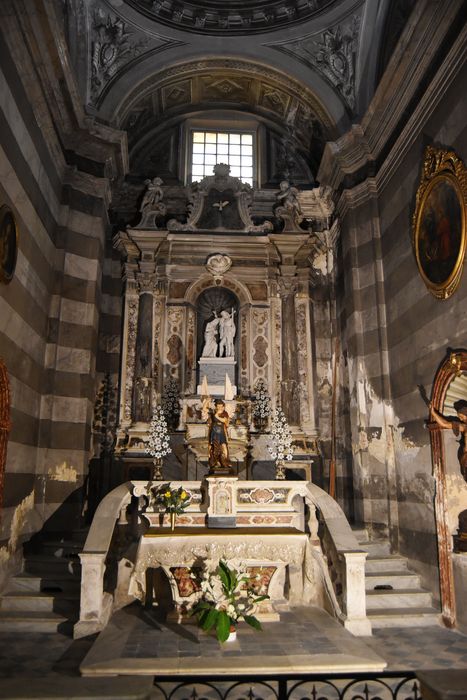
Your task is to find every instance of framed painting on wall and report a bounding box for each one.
[413,146,467,299]
[0,205,18,285]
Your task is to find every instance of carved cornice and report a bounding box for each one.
[318,1,465,193]
[123,0,338,35]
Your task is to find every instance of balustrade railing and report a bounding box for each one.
[74,479,370,638]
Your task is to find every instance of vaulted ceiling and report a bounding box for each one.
[61,0,412,207]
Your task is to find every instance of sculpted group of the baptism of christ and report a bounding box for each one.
[201,308,236,358]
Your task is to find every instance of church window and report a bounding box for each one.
[191,130,254,185]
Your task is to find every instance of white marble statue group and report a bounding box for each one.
[202,308,236,358]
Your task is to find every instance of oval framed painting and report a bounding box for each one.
[413,147,467,299]
[0,206,18,285]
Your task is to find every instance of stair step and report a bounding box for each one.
[360,541,391,556]
[351,526,368,543]
[365,572,421,590]
[24,555,81,576]
[366,588,433,609]
[38,541,84,557]
[1,591,79,613]
[0,610,74,633]
[365,555,409,573]
[7,573,80,593]
[368,607,441,628]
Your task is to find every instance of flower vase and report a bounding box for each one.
[170,511,176,531]
[152,457,163,481]
[275,459,286,480]
[226,624,237,642]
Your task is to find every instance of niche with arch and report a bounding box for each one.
[196,286,239,386]
[429,350,467,629]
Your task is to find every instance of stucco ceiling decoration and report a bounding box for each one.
[266,4,363,112]
[89,2,185,107]
[115,58,336,139]
[123,0,340,35]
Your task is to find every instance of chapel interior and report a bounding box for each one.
[0,0,467,698]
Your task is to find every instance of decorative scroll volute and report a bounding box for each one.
[0,358,12,509]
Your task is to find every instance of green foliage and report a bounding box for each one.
[191,559,270,644]
[152,483,190,515]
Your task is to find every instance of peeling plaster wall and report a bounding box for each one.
[328,15,467,606]
[379,61,467,597]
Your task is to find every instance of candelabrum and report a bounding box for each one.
[268,407,293,480]
[146,406,172,480]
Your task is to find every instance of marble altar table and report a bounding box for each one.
[128,527,319,619]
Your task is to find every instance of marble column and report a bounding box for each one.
[278,277,300,425]
[132,275,155,423]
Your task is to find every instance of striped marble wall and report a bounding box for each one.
[319,4,467,597]
[0,1,126,584]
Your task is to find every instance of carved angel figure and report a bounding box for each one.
[141,177,164,211]
[276,180,302,216]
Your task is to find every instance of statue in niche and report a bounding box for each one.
[275,180,304,233]
[133,376,152,423]
[420,385,467,481]
[201,311,220,358]
[202,398,232,471]
[219,308,236,358]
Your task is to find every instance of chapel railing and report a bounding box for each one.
[74,479,370,638]
[152,672,421,700]
[74,481,135,639]
[305,483,370,636]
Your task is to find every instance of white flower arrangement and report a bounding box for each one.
[161,379,181,429]
[252,379,271,428]
[146,406,172,479]
[191,560,268,642]
[268,407,294,478]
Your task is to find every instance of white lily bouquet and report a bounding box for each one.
[146,405,172,480]
[268,407,294,479]
[191,560,269,643]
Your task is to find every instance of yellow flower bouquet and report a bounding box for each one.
[152,484,190,530]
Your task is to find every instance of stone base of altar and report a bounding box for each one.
[80,605,387,677]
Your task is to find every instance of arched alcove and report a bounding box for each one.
[429,350,467,628]
[196,287,239,387]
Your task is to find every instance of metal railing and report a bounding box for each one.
[153,672,421,700]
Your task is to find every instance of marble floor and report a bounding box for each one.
[1,605,467,697]
[80,605,386,676]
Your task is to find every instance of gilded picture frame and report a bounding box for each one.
[0,205,18,285]
[413,146,467,300]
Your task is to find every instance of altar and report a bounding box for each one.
[129,527,317,621]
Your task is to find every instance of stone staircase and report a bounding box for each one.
[353,527,441,628]
[0,531,85,633]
